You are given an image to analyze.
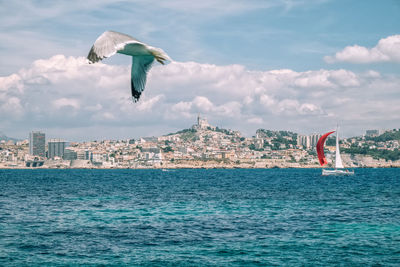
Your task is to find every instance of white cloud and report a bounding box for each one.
[0,54,398,139]
[325,35,400,64]
[192,96,214,112]
[247,117,264,124]
[1,97,24,118]
[171,101,193,119]
[363,70,381,78]
[299,103,322,115]
[136,95,164,112]
[259,94,276,107]
[92,112,115,121]
[52,98,80,109]
[0,74,23,92]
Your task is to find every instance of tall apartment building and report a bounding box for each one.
[297,133,322,150]
[309,134,321,148]
[29,131,46,157]
[48,139,68,159]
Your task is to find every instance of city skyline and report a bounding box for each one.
[1,113,398,143]
[2,116,399,169]
[1,1,399,141]
[3,115,394,144]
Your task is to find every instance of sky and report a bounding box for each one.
[0,0,399,141]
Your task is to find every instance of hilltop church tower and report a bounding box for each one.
[193,114,215,130]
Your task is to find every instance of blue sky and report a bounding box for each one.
[0,0,399,140]
[2,0,400,72]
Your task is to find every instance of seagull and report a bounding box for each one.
[87,30,171,102]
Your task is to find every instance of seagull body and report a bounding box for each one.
[87,30,170,102]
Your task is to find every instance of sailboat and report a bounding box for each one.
[316,127,354,176]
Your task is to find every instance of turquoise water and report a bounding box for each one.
[0,168,399,266]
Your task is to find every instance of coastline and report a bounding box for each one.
[2,152,400,170]
[1,162,399,170]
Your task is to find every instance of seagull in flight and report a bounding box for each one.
[87,30,171,102]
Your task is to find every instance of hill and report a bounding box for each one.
[366,129,400,142]
[0,132,20,142]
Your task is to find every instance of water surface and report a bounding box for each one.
[0,168,399,266]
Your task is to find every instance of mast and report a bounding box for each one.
[335,126,344,169]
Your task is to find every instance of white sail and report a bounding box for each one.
[320,126,354,176]
[335,127,344,169]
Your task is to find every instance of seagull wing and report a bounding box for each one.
[87,30,170,102]
[87,30,139,63]
[131,54,155,102]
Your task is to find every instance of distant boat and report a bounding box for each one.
[316,126,354,176]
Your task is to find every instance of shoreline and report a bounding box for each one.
[1,166,399,170]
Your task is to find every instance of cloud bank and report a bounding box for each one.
[325,35,400,64]
[1,55,399,140]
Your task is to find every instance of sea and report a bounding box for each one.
[0,168,399,266]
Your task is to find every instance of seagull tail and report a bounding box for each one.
[151,48,171,65]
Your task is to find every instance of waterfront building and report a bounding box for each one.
[29,131,45,157]
[77,150,91,160]
[48,139,67,159]
[63,148,78,160]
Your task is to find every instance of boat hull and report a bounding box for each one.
[322,169,354,176]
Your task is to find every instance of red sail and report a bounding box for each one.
[316,131,335,166]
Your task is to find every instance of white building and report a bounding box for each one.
[297,133,322,150]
